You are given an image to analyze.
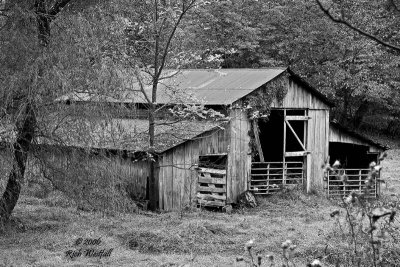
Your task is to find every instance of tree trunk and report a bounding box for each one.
[148,107,157,210]
[148,1,159,211]
[340,87,350,125]
[353,101,369,129]
[0,104,36,222]
[0,0,50,222]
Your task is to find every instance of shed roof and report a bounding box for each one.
[330,121,388,151]
[57,68,333,106]
[34,117,224,153]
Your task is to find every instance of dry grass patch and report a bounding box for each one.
[1,149,399,266]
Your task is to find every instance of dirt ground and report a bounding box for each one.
[0,148,399,267]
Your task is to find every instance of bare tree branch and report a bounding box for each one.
[155,0,197,80]
[49,0,74,17]
[315,0,400,52]
[133,66,152,105]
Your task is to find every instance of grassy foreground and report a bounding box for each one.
[0,148,399,267]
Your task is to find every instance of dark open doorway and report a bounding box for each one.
[329,142,377,168]
[257,110,284,162]
[256,109,307,161]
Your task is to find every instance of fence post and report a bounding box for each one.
[267,163,270,194]
[283,162,287,186]
[327,171,330,197]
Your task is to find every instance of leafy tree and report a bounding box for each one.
[0,0,73,222]
[0,0,130,221]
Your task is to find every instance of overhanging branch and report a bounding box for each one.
[315,0,400,52]
[49,0,73,17]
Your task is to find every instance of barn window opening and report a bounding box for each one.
[198,154,227,170]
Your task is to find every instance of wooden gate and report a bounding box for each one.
[324,169,380,198]
[250,161,304,195]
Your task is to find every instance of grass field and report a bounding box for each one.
[0,148,399,266]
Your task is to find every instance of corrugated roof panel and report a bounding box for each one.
[58,68,287,105]
[148,69,287,104]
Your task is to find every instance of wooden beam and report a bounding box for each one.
[197,185,226,193]
[198,168,226,175]
[286,116,311,121]
[201,153,228,156]
[285,151,309,157]
[198,199,225,207]
[252,119,265,162]
[196,193,226,200]
[198,177,226,185]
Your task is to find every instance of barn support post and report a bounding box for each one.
[283,109,287,185]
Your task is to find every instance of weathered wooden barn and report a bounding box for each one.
[0,68,387,211]
[52,68,387,210]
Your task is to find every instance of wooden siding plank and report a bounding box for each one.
[307,110,329,191]
[158,155,165,210]
[165,151,173,211]
[189,140,199,207]
[172,145,185,210]
[227,108,238,203]
[242,110,251,195]
[182,142,191,208]
[307,110,315,191]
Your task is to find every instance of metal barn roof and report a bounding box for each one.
[58,68,291,105]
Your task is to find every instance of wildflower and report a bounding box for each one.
[343,195,352,204]
[332,160,341,168]
[374,165,383,172]
[308,259,322,267]
[369,161,377,168]
[281,239,292,249]
[330,209,340,217]
[245,239,255,250]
